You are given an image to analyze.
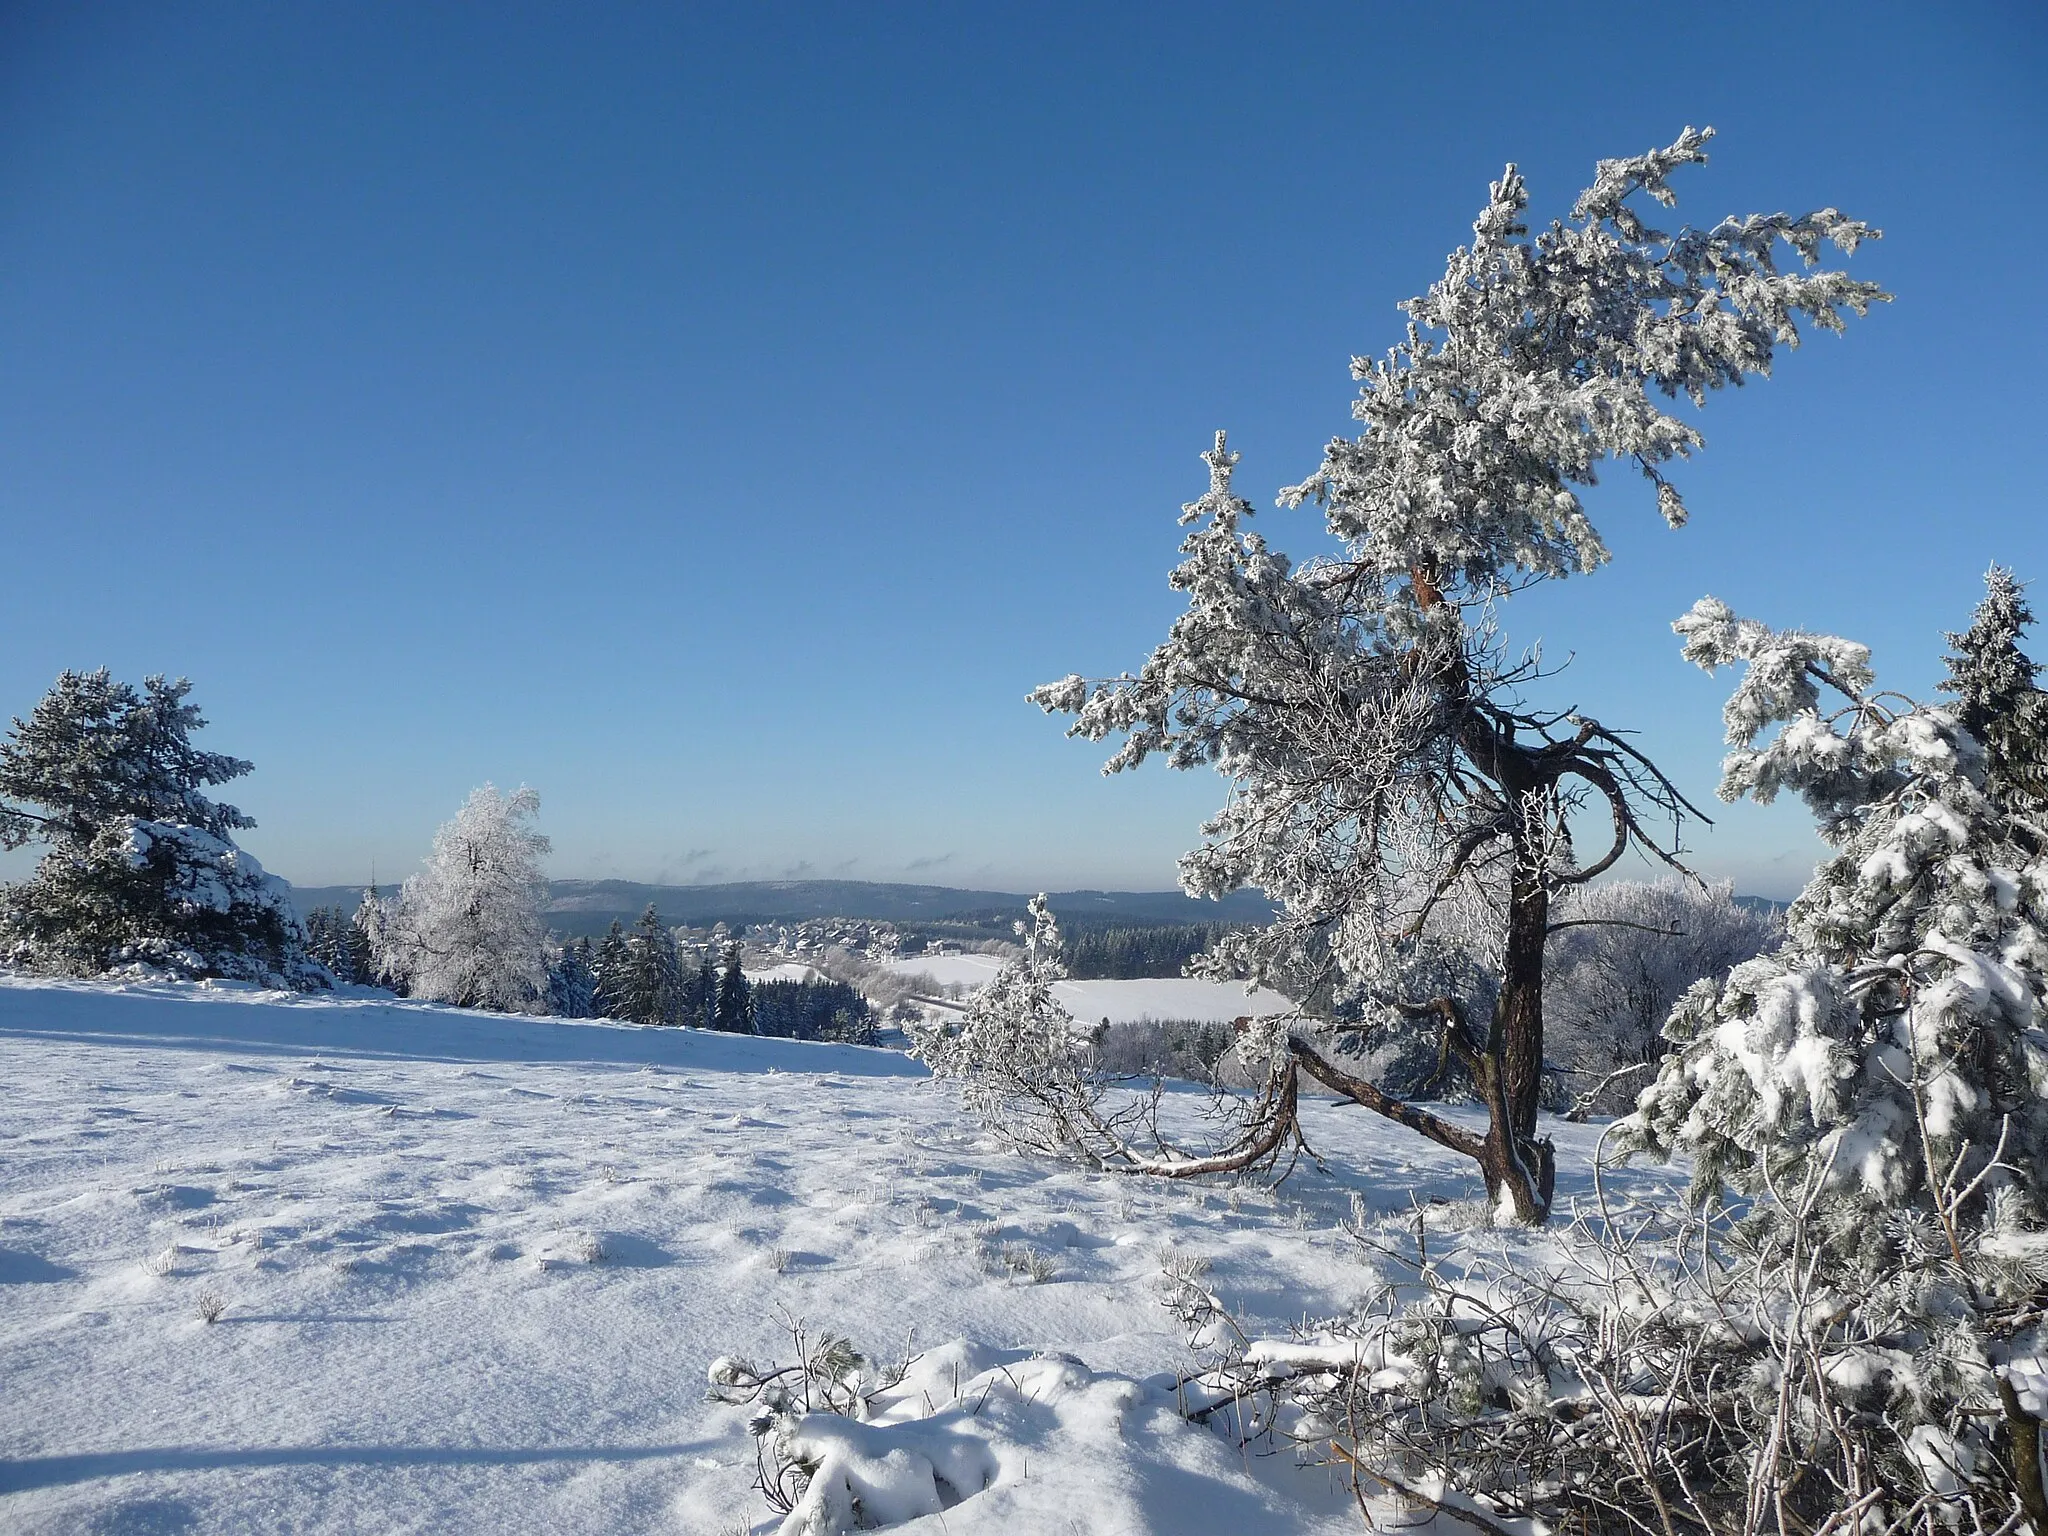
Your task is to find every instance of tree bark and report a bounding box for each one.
[1480,835,1556,1222]
[1289,1036,1487,1161]
[1999,1374,2048,1536]
[1395,561,1556,1223]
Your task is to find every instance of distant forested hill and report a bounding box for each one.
[285,878,1279,937]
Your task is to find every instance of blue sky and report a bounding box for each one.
[1,2,2042,898]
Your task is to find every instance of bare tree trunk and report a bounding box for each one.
[1361,566,1558,1223]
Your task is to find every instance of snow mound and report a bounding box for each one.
[751,1343,1329,1535]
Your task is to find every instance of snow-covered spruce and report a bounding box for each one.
[1941,565,2048,819]
[1034,128,1883,1222]
[374,783,553,1011]
[0,669,318,987]
[607,904,683,1026]
[1178,595,2048,1534]
[1604,595,2048,1529]
[547,933,598,1017]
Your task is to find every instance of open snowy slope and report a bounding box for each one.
[0,977,1678,1534]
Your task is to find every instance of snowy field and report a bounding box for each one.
[743,963,825,986]
[0,976,1678,1534]
[885,954,1297,1025]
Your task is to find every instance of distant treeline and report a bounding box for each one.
[892,919,1247,979]
[303,899,877,1044]
[1059,923,1244,980]
[751,978,873,1043]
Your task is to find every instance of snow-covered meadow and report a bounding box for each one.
[0,976,1676,1534]
[883,952,1297,1026]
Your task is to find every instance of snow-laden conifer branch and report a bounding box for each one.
[1607,590,2048,1534]
[1278,125,1884,595]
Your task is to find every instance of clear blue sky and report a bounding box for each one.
[2,2,2042,899]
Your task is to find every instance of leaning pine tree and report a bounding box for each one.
[0,670,317,986]
[1030,127,1883,1220]
[1615,594,2048,1529]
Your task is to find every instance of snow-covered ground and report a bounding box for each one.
[885,954,1297,1025]
[744,962,825,986]
[882,954,1008,990]
[0,975,1678,1533]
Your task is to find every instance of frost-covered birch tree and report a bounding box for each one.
[381,784,552,1012]
[1034,128,1883,1221]
[1543,877,1779,1115]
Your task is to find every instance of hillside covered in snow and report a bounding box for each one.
[0,975,1667,1534]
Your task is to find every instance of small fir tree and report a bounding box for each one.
[714,941,753,1033]
[303,906,335,973]
[350,883,395,991]
[1940,565,2048,815]
[617,905,682,1025]
[546,936,597,1018]
[681,951,716,1029]
[591,919,629,1018]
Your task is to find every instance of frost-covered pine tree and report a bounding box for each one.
[303,906,335,972]
[1034,128,1883,1221]
[1941,566,2048,817]
[919,896,1302,1173]
[0,670,317,985]
[297,904,359,983]
[916,896,1100,1156]
[1619,598,2048,1525]
[346,883,384,987]
[381,785,552,1012]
